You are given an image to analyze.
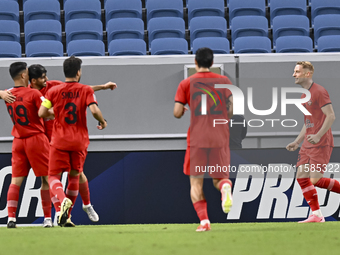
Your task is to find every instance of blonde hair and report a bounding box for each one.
[296,61,314,74]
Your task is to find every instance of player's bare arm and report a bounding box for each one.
[227,95,233,119]
[0,90,16,103]
[307,104,335,144]
[286,124,306,151]
[89,104,107,130]
[173,102,188,119]
[90,82,117,92]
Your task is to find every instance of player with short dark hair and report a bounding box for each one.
[287,61,340,223]
[4,62,54,228]
[39,56,107,226]
[28,63,116,224]
[174,48,234,232]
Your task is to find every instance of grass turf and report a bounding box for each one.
[1,222,340,255]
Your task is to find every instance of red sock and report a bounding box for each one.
[193,200,209,222]
[66,175,80,217]
[49,175,66,203]
[7,184,20,218]
[40,189,51,218]
[50,190,60,213]
[218,179,232,191]
[297,178,320,211]
[315,178,340,193]
[79,180,91,206]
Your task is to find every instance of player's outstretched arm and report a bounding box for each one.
[174,102,188,118]
[90,82,117,92]
[307,104,336,144]
[0,90,16,103]
[286,124,306,151]
[89,104,107,130]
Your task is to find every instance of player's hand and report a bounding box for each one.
[182,106,188,116]
[307,134,320,145]
[0,90,16,103]
[97,120,107,130]
[104,82,117,90]
[286,141,299,151]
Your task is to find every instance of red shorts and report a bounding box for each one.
[12,133,49,177]
[297,146,333,173]
[184,146,230,179]
[49,146,87,175]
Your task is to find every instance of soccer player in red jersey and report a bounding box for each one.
[4,62,54,228]
[174,48,233,232]
[39,56,107,226]
[29,64,116,223]
[286,61,339,223]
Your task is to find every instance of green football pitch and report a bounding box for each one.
[1,222,340,255]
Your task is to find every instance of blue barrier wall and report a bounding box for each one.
[0,148,339,226]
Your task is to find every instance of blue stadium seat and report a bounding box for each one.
[231,16,268,47]
[272,15,309,47]
[314,15,340,48]
[192,37,230,54]
[0,0,19,22]
[105,0,142,24]
[312,0,340,24]
[234,36,271,53]
[24,0,60,24]
[64,0,101,23]
[67,39,105,56]
[276,36,313,53]
[0,20,20,42]
[146,0,183,23]
[25,20,62,45]
[108,39,146,56]
[151,38,188,55]
[229,0,266,24]
[106,18,144,43]
[65,19,103,45]
[190,17,227,47]
[26,40,63,57]
[188,0,225,23]
[0,41,21,58]
[318,35,340,52]
[270,0,307,26]
[148,17,185,47]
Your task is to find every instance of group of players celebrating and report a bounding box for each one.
[0,56,116,228]
[1,49,339,230]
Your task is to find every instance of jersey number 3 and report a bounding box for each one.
[65,102,77,124]
[8,105,29,126]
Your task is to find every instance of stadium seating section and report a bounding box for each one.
[0,0,340,57]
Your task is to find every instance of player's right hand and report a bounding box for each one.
[286,142,299,151]
[97,120,107,130]
[0,91,16,103]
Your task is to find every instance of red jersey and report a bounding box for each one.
[301,82,334,148]
[44,82,98,151]
[5,86,45,138]
[175,72,232,148]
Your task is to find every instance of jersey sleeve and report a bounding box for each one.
[174,81,187,105]
[318,87,332,108]
[32,90,45,110]
[85,86,98,106]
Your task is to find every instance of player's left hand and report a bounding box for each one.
[97,120,107,130]
[307,134,320,144]
[0,90,16,103]
[104,82,117,90]
[182,106,188,116]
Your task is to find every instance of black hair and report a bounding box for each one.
[195,48,214,68]
[9,62,27,80]
[28,64,47,83]
[63,56,82,78]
